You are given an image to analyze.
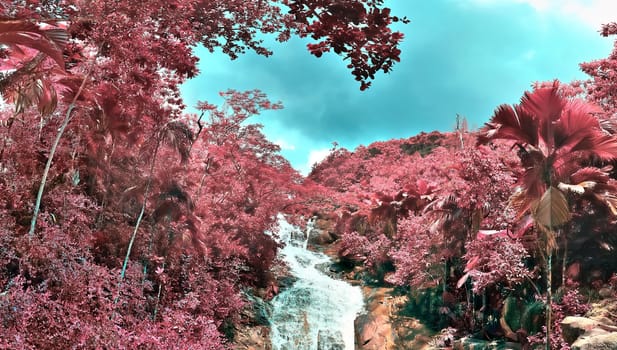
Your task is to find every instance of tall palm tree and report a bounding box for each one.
[478,81,617,349]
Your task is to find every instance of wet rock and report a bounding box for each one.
[328,262,345,274]
[252,297,272,327]
[315,261,349,279]
[270,259,297,292]
[233,292,273,350]
[317,330,345,350]
[277,275,298,290]
[452,337,521,350]
[239,292,272,326]
[315,262,337,278]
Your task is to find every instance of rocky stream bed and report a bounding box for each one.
[232,219,617,350]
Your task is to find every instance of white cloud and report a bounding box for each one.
[299,148,331,176]
[273,138,296,151]
[556,0,617,28]
[467,0,617,28]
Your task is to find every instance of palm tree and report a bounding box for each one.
[0,19,68,115]
[478,81,617,349]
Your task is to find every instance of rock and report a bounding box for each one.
[590,316,616,326]
[242,292,272,326]
[562,314,617,350]
[309,229,338,245]
[317,330,345,350]
[234,292,272,350]
[571,332,617,350]
[599,287,614,299]
[562,298,617,350]
[452,337,521,350]
[314,218,333,231]
[392,316,435,349]
[355,287,437,350]
[315,262,343,279]
[328,262,345,274]
[586,299,617,324]
[277,275,297,290]
[355,288,395,350]
[232,325,271,350]
[561,317,600,344]
[355,311,392,350]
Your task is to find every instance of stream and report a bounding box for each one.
[269,216,365,350]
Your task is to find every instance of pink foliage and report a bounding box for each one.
[461,236,536,294]
[527,289,591,350]
[386,216,442,288]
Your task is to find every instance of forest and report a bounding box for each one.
[1,0,617,349]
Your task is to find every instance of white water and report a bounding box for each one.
[269,216,365,350]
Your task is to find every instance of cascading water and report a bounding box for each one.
[269,216,365,350]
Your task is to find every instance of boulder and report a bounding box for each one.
[355,288,394,350]
[355,287,438,349]
[571,332,617,350]
[233,325,271,350]
[561,316,600,344]
[561,314,617,350]
[234,292,272,350]
[309,229,338,245]
[355,311,392,350]
[599,287,614,299]
[590,315,616,326]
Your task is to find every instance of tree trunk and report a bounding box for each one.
[29,66,92,237]
[562,234,568,288]
[546,251,552,350]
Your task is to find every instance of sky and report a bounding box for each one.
[180,0,616,175]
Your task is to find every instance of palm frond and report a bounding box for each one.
[533,186,571,229]
[521,83,565,152]
[570,167,611,185]
[554,101,602,153]
[588,135,617,160]
[0,19,67,69]
[478,104,538,146]
[508,187,536,219]
[552,151,585,182]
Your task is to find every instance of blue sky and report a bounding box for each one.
[180,0,615,174]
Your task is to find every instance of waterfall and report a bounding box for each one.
[269,216,365,350]
[303,217,315,250]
